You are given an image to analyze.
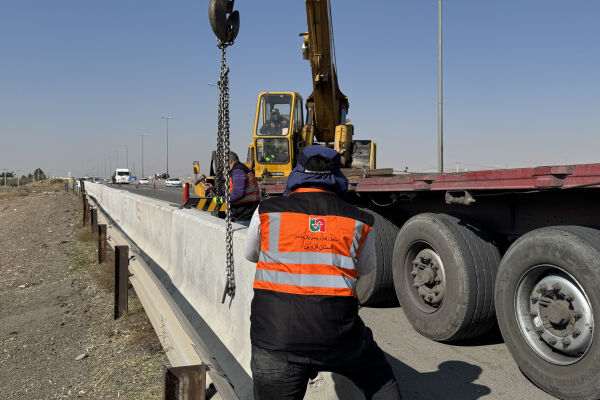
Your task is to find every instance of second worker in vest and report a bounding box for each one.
[244,146,402,399]
[203,151,260,223]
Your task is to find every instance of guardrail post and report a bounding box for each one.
[114,245,129,319]
[80,180,85,197]
[91,208,98,234]
[183,183,190,205]
[98,224,107,263]
[164,365,206,400]
[83,198,89,226]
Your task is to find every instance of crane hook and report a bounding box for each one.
[208,0,240,45]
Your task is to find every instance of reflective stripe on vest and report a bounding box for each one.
[255,204,372,297]
[229,171,260,205]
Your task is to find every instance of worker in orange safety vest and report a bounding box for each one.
[204,151,259,222]
[244,146,402,399]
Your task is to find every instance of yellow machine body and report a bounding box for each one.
[251,91,305,178]
[246,0,376,179]
[202,0,378,187]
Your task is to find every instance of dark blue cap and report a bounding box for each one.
[284,146,348,196]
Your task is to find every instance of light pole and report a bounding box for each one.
[137,134,148,179]
[122,145,129,170]
[161,116,173,178]
[115,150,119,170]
[438,0,444,173]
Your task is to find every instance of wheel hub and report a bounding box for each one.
[411,249,445,306]
[540,296,573,333]
[528,275,593,358]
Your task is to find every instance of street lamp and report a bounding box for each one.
[137,134,148,179]
[438,0,444,173]
[122,144,129,170]
[161,116,173,178]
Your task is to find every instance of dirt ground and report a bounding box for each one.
[0,182,169,399]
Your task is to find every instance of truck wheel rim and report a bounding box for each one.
[405,241,446,313]
[515,265,594,365]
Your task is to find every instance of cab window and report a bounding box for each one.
[257,94,293,136]
[294,98,303,135]
[255,138,289,164]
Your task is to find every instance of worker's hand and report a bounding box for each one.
[269,122,275,128]
[282,119,288,126]
[203,182,214,192]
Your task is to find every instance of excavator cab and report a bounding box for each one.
[250,90,377,179]
[252,92,304,178]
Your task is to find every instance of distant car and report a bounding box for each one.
[139,178,149,185]
[165,178,182,187]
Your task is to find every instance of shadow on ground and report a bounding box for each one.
[389,357,491,399]
[332,356,491,400]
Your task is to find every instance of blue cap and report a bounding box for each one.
[284,146,348,196]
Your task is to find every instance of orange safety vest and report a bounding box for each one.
[228,170,260,205]
[254,188,372,297]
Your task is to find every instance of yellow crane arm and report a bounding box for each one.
[302,0,349,144]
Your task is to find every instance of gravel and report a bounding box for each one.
[0,183,169,399]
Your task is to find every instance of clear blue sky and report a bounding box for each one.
[1,0,598,178]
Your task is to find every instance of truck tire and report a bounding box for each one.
[356,208,400,306]
[495,226,600,400]
[392,213,500,341]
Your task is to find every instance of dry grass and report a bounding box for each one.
[0,179,66,199]
[65,222,166,399]
[0,187,31,200]
[25,179,65,189]
[92,251,115,292]
[1,182,167,400]
[59,230,98,271]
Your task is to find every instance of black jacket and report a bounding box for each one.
[250,189,374,351]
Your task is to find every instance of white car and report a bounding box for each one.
[165,178,182,188]
[139,178,149,185]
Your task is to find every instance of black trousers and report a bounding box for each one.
[251,327,402,400]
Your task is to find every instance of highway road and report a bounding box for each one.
[361,309,553,399]
[106,182,555,399]
[106,182,189,205]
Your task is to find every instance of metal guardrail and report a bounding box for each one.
[85,193,237,400]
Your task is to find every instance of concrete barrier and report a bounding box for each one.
[84,183,363,400]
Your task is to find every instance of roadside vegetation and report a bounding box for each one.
[0,182,168,399]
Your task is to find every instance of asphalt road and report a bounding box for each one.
[107,182,555,399]
[106,183,188,204]
[360,308,554,399]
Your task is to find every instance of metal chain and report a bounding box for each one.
[216,43,235,304]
